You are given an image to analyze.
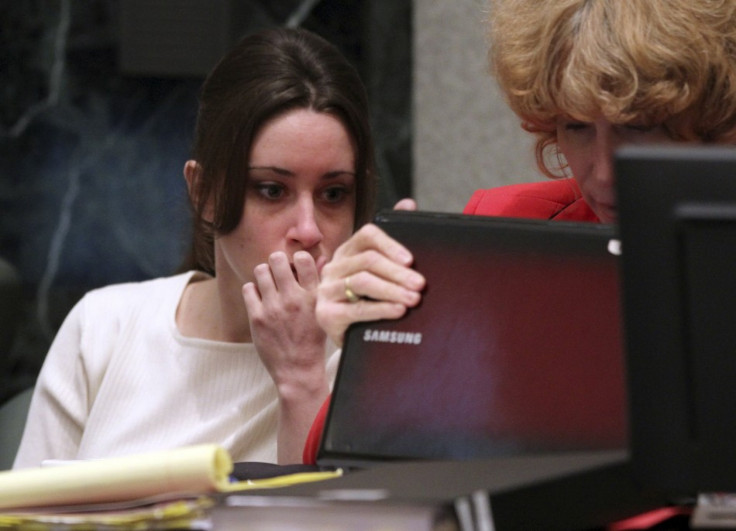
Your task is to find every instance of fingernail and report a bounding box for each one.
[396,248,412,264]
[406,291,422,305]
[407,273,425,289]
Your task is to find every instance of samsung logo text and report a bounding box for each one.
[362,329,423,345]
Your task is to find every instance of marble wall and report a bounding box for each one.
[0,0,411,402]
[413,0,538,212]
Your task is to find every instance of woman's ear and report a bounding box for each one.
[183,160,214,223]
[183,160,201,198]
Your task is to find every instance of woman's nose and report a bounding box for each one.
[287,197,323,248]
[592,133,619,188]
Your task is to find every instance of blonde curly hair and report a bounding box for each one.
[488,0,736,177]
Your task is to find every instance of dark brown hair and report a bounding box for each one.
[184,27,376,274]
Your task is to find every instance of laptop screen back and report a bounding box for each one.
[318,211,627,468]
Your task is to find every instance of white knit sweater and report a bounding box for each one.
[13,272,340,469]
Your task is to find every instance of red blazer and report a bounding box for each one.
[302,178,600,464]
[463,178,599,221]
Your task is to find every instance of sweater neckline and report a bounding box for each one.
[169,271,254,351]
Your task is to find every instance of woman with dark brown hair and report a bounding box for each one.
[14,27,376,468]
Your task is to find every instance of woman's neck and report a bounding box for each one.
[176,274,252,343]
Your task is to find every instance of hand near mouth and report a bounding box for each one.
[242,250,326,380]
[242,250,330,464]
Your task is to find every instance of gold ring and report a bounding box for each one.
[344,276,360,303]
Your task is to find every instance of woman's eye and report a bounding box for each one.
[625,123,656,133]
[564,121,589,131]
[256,183,285,200]
[322,186,348,203]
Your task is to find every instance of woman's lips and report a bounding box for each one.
[289,254,328,278]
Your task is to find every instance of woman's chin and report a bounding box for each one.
[595,205,618,224]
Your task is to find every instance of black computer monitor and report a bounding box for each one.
[616,144,736,498]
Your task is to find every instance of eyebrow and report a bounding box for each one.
[248,166,356,178]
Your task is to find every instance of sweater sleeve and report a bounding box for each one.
[13,299,90,468]
[302,346,342,465]
[302,395,331,465]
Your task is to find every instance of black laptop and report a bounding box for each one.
[232,211,667,530]
[316,210,627,470]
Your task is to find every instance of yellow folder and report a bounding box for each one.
[0,444,341,529]
[0,444,231,510]
[0,444,340,511]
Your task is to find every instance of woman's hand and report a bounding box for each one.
[315,199,426,347]
[242,249,329,464]
[243,250,326,382]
